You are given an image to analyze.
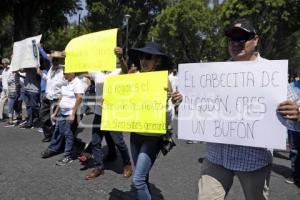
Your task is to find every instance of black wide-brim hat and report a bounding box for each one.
[128,42,172,71]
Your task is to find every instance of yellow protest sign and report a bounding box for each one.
[101,71,169,134]
[65,28,118,73]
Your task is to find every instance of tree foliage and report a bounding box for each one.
[0,0,299,71]
[149,0,227,64]
[220,0,300,70]
[86,0,169,48]
[0,0,81,56]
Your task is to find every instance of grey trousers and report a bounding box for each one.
[0,90,8,119]
[198,159,271,200]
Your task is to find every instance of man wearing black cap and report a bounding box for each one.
[198,18,271,200]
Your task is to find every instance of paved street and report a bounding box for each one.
[0,114,300,200]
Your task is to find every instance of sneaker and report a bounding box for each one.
[18,120,27,126]
[56,157,73,166]
[4,122,15,128]
[37,128,44,133]
[19,124,33,129]
[285,177,294,184]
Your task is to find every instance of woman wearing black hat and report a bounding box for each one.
[128,42,182,200]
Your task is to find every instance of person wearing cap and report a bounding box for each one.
[83,47,133,180]
[37,51,67,143]
[128,42,182,200]
[198,18,270,200]
[0,58,11,122]
[198,18,300,199]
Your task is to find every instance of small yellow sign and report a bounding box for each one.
[65,28,118,73]
[101,71,168,134]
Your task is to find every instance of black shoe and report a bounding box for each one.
[42,137,51,142]
[104,154,117,162]
[41,149,57,159]
[19,124,33,129]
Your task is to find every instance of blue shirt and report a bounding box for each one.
[39,47,50,92]
[277,83,300,131]
[207,54,283,172]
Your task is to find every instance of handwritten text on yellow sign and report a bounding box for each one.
[65,28,118,73]
[101,71,168,134]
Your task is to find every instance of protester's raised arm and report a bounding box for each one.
[114,47,128,74]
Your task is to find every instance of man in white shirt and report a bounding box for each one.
[37,51,67,142]
[0,58,11,121]
[41,71,84,166]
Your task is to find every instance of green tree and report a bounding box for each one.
[0,0,80,41]
[0,15,13,57]
[220,0,300,69]
[149,0,226,64]
[86,0,169,49]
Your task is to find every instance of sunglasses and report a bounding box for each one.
[140,53,154,60]
[52,58,62,63]
[229,34,255,43]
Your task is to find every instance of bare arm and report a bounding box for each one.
[69,93,83,123]
[114,47,128,74]
[51,97,62,124]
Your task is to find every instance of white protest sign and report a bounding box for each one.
[178,60,288,149]
[10,35,42,71]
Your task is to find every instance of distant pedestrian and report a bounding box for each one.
[0,58,10,122]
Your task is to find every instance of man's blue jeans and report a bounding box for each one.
[23,91,40,126]
[48,113,74,157]
[130,133,162,200]
[92,114,131,170]
[8,93,21,118]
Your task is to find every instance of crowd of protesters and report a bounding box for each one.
[0,18,300,200]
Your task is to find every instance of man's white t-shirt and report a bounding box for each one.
[59,77,84,115]
[90,68,122,115]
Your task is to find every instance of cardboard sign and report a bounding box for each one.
[10,35,42,71]
[65,28,118,73]
[178,60,288,149]
[101,71,168,134]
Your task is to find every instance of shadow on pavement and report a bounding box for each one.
[108,184,164,200]
[273,151,290,160]
[271,163,292,178]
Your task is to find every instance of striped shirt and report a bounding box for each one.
[7,71,20,95]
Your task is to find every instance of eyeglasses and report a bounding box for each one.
[229,34,255,44]
[140,53,154,60]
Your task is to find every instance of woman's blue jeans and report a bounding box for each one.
[8,93,20,117]
[130,133,162,200]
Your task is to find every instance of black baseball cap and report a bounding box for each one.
[225,18,256,37]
